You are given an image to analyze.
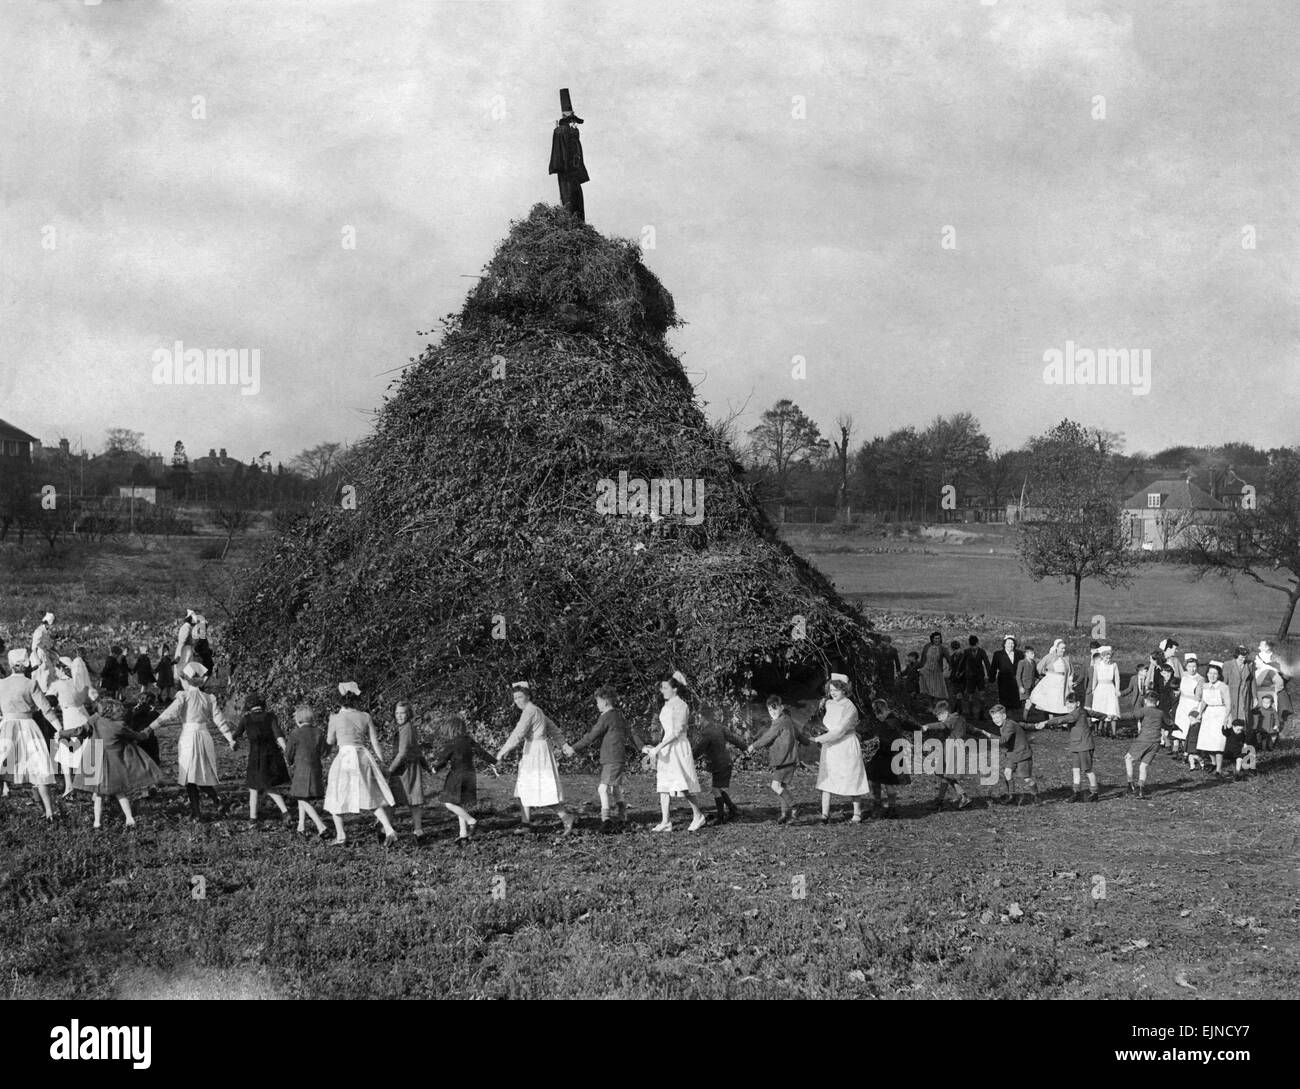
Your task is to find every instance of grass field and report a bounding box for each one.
[2,533,1298,999]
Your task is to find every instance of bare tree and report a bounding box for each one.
[832,413,854,520]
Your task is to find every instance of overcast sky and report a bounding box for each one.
[2,0,1297,464]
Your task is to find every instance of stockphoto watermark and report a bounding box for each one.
[151,341,261,395]
[595,471,705,525]
[1041,342,1151,396]
[891,733,1001,785]
[50,1020,151,1070]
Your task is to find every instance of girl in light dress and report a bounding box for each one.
[324,682,399,846]
[641,672,707,833]
[814,673,871,824]
[497,682,575,834]
[1172,653,1203,759]
[1025,638,1073,716]
[0,648,61,821]
[147,660,235,820]
[1195,661,1232,776]
[48,657,93,798]
[1089,646,1122,738]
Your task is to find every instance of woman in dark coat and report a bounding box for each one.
[386,699,431,838]
[231,693,291,823]
[989,635,1024,713]
[73,696,166,830]
[156,649,175,701]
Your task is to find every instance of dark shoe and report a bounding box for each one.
[317,829,332,840]
[819,815,829,825]
[1088,792,1099,803]
[456,835,470,848]
[599,819,614,834]
[776,811,789,825]
[881,808,897,819]
[1068,792,1081,804]
[1136,786,1145,799]
[1127,781,1135,795]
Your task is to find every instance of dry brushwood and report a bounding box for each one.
[227,204,881,734]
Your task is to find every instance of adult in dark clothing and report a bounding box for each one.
[156,651,175,701]
[989,635,1024,714]
[956,635,991,722]
[548,88,589,220]
[877,636,903,691]
[133,647,156,689]
[99,648,124,697]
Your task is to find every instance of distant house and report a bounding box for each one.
[1121,477,1226,550]
[117,486,169,505]
[0,418,38,463]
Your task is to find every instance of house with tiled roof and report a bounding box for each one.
[0,419,38,463]
[1121,476,1227,550]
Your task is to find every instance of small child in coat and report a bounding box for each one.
[1223,719,1254,780]
[430,713,497,845]
[284,705,329,838]
[1015,647,1038,719]
[1125,694,1164,798]
[386,699,431,838]
[866,698,909,817]
[562,686,646,830]
[690,705,749,824]
[747,695,812,824]
[1251,694,1279,753]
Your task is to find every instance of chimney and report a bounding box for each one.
[219,448,227,460]
[59,438,70,454]
[208,449,216,459]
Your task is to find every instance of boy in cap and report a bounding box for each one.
[919,700,995,810]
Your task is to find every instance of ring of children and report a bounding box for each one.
[2,8,1298,1052]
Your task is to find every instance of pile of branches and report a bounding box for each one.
[227,205,881,734]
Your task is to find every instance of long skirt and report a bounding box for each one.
[516,738,565,807]
[177,721,221,787]
[324,744,395,815]
[1197,705,1229,754]
[75,741,166,797]
[1090,679,1121,719]
[1029,671,1070,714]
[652,735,699,797]
[0,717,57,786]
[816,734,870,797]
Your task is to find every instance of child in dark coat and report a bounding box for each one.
[430,713,497,845]
[748,695,812,823]
[563,686,647,830]
[690,705,749,824]
[1125,695,1164,798]
[284,704,329,837]
[1041,696,1105,801]
[1251,694,1279,752]
[231,694,292,824]
[866,699,909,817]
[386,699,431,838]
[993,702,1044,805]
[1223,719,1254,780]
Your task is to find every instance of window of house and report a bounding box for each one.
[1147,493,1161,508]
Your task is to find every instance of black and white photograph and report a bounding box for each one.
[1,0,1298,1036]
